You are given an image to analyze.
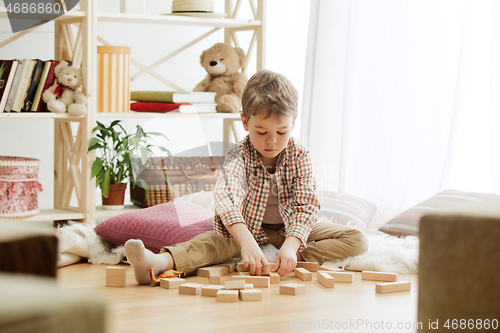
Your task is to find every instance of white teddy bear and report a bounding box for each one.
[42,61,87,116]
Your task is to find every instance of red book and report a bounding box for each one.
[130,102,191,112]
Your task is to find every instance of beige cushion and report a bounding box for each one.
[0,273,106,333]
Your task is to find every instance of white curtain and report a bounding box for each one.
[301,0,500,228]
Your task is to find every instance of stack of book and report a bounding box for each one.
[130,91,217,113]
[0,59,65,113]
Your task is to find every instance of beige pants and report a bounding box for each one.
[162,222,368,275]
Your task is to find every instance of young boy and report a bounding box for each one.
[125,70,368,284]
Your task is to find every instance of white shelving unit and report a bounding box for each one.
[0,0,265,224]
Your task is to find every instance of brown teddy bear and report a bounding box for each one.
[42,61,87,116]
[193,43,247,113]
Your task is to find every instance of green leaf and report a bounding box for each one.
[137,179,149,200]
[148,132,170,141]
[136,125,145,139]
[130,136,139,150]
[165,177,177,197]
[140,147,149,164]
[110,119,121,127]
[100,169,111,198]
[162,149,174,164]
[90,158,103,179]
[88,137,100,147]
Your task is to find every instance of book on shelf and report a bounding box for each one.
[34,60,60,112]
[0,59,19,112]
[1,59,65,113]
[4,60,24,112]
[30,60,52,111]
[130,91,217,103]
[11,59,36,112]
[130,101,217,113]
[21,59,44,112]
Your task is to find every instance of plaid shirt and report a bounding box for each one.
[213,135,320,250]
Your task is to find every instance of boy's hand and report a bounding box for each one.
[272,236,302,277]
[225,222,269,276]
[240,238,269,276]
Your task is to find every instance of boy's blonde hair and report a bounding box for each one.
[241,69,298,120]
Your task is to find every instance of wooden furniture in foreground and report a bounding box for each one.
[418,199,500,332]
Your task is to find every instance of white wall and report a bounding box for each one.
[0,0,310,209]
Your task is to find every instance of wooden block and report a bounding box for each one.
[296,262,319,272]
[280,283,306,295]
[237,262,274,274]
[294,267,312,281]
[231,275,270,288]
[239,289,262,301]
[318,266,336,272]
[210,265,229,276]
[106,267,126,287]
[196,267,213,278]
[317,272,335,288]
[209,271,220,284]
[245,284,253,289]
[375,281,411,294]
[361,271,398,282]
[325,271,355,283]
[224,279,246,290]
[201,285,225,297]
[219,263,235,273]
[261,263,275,275]
[197,266,228,278]
[217,290,238,302]
[179,283,205,295]
[159,277,185,289]
[269,272,280,284]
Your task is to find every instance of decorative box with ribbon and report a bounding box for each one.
[0,156,43,218]
[130,156,224,208]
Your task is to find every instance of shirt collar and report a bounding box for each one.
[245,135,291,170]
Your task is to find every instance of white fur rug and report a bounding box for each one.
[251,233,419,274]
[56,221,125,267]
[321,233,419,274]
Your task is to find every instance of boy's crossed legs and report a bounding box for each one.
[125,223,368,285]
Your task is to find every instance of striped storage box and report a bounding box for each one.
[0,156,43,218]
[97,46,131,113]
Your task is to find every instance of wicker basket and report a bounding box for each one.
[130,156,225,208]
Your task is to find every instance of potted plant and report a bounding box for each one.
[88,120,172,209]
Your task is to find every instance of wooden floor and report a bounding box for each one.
[57,264,420,333]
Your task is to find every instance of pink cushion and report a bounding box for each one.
[94,200,214,253]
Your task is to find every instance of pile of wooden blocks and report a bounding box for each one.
[105,262,411,301]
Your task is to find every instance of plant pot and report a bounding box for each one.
[102,183,127,210]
